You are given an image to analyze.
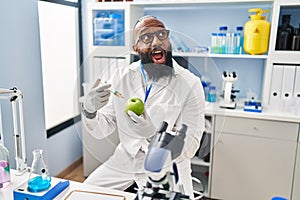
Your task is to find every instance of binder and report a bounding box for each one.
[280,65,296,111]
[269,65,284,108]
[293,66,300,100]
[293,66,300,115]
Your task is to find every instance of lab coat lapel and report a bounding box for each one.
[146,59,180,102]
[127,59,181,103]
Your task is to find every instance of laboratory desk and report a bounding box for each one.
[0,170,136,200]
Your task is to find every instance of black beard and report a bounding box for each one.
[138,49,174,81]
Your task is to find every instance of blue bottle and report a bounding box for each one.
[208,85,217,102]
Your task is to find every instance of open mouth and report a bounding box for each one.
[151,49,166,64]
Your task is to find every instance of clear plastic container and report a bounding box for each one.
[93,10,124,46]
[225,32,232,54]
[219,26,228,54]
[0,142,10,189]
[235,26,244,54]
[210,33,218,53]
[216,33,224,54]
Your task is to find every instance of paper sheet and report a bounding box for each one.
[64,190,126,200]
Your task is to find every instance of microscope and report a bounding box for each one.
[135,121,194,200]
[219,71,239,109]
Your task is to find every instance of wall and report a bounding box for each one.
[145,5,271,99]
[0,0,82,176]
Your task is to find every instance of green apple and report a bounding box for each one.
[124,97,144,116]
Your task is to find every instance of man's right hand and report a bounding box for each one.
[83,79,111,113]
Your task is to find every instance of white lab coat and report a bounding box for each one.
[83,59,205,197]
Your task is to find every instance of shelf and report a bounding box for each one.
[172,52,268,59]
[191,165,210,197]
[271,51,300,64]
[131,0,273,7]
[191,156,210,167]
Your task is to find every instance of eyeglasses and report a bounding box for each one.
[136,29,170,45]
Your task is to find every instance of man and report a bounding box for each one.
[82,15,205,197]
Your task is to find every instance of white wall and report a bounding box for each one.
[0,0,82,176]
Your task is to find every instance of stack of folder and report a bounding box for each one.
[269,65,300,113]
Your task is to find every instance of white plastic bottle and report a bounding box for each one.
[216,33,223,54]
[235,26,244,54]
[210,33,218,53]
[219,26,228,54]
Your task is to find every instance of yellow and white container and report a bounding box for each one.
[244,8,270,55]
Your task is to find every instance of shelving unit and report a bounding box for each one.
[84,0,273,100]
[191,114,214,197]
[262,0,300,106]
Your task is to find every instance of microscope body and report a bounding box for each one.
[219,71,239,109]
[135,121,191,200]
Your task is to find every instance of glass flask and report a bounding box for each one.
[27,149,51,192]
[0,142,10,189]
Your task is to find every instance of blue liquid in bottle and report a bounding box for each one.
[28,175,51,192]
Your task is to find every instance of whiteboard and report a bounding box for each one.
[38,2,80,130]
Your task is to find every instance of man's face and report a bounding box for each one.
[133,17,172,66]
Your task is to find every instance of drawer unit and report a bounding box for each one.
[211,115,299,200]
[215,116,298,141]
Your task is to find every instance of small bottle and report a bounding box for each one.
[216,33,224,54]
[0,141,10,189]
[292,24,300,51]
[235,26,244,54]
[276,15,294,50]
[219,26,228,54]
[28,149,51,192]
[201,76,211,101]
[225,32,232,54]
[210,33,218,53]
[208,85,217,103]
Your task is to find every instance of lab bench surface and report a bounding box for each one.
[205,102,300,123]
[0,170,136,200]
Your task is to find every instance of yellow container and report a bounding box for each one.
[244,8,270,55]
